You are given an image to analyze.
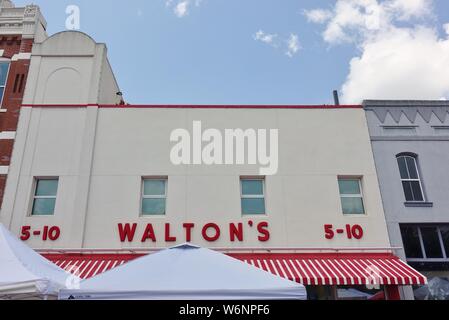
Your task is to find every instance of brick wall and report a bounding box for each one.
[0,36,33,208]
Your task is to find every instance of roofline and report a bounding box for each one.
[21,104,362,109]
[363,100,449,107]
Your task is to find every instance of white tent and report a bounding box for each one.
[59,243,307,300]
[0,224,74,300]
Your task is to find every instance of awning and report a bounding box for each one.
[43,252,427,286]
[230,253,427,286]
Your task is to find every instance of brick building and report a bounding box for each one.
[0,0,47,207]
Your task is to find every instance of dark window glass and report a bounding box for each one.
[400,226,423,258]
[410,181,424,201]
[420,227,443,258]
[440,226,449,257]
[406,157,419,179]
[397,157,409,179]
[402,181,414,201]
[397,155,425,202]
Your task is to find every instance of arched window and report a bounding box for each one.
[396,153,425,202]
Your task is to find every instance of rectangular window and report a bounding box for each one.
[397,155,425,202]
[241,178,266,215]
[0,62,10,106]
[31,178,58,216]
[141,178,167,215]
[338,178,365,215]
[400,225,449,261]
[401,226,424,258]
[420,227,444,258]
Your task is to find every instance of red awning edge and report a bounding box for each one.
[43,252,427,286]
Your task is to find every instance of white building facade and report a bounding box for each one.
[0,31,426,300]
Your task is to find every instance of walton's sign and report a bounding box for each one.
[118,222,271,243]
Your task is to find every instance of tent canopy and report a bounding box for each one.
[0,224,72,298]
[59,243,307,300]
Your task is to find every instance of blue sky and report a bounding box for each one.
[13,0,449,105]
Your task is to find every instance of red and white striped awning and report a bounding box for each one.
[230,253,427,286]
[43,252,427,286]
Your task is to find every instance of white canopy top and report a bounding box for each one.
[0,224,72,298]
[60,243,307,300]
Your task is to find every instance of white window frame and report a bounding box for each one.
[338,177,366,215]
[0,61,11,108]
[31,178,59,216]
[397,155,425,203]
[141,177,167,216]
[240,177,266,215]
[403,225,449,262]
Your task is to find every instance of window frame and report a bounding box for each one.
[401,225,449,263]
[140,177,168,216]
[30,177,59,216]
[240,177,266,216]
[0,61,11,108]
[396,153,426,203]
[338,177,366,215]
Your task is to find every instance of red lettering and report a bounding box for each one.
[229,223,243,242]
[48,226,60,241]
[118,223,137,242]
[141,224,156,242]
[202,223,220,242]
[20,226,31,241]
[165,223,177,242]
[257,222,270,242]
[183,223,195,242]
[324,224,334,240]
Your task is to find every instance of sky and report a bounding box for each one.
[12,0,449,105]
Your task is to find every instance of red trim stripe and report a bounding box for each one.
[42,252,427,285]
[21,104,363,109]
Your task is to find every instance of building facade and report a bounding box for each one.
[0,31,427,300]
[364,100,449,300]
[0,0,47,208]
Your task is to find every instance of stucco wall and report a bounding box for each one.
[1,106,391,250]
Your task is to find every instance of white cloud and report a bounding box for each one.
[174,1,189,17]
[166,0,203,18]
[444,23,449,36]
[286,34,300,57]
[304,9,333,24]
[254,30,278,47]
[306,0,449,103]
[254,30,300,58]
[342,27,449,103]
[306,0,433,45]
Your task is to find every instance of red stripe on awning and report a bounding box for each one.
[42,252,427,285]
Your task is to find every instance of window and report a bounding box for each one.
[0,62,9,106]
[141,178,167,215]
[397,154,425,202]
[338,178,365,215]
[31,179,58,216]
[241,178,265,215]
[400,225,449,261]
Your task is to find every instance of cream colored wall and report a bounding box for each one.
[1,107,391,250]
[22,31,121,105]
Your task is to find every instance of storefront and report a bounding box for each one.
[364,100,449,300]
[40,249,425,300]
[0,31,427,300]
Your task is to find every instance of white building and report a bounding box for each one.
[0,31,426,300]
